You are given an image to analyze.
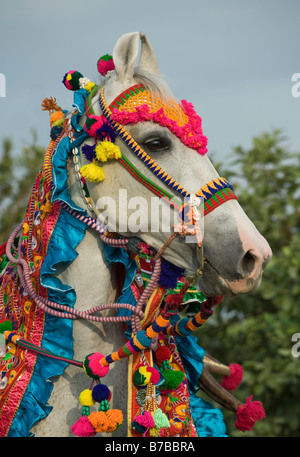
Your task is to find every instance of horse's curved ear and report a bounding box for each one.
[113,32,159,83]
[113,32,141,82]
[138,32,159,75]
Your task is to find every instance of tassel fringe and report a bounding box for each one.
[234,395,266,431]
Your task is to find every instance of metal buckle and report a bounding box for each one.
[185,244,205,285]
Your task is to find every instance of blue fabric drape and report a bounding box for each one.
[8,90,90,436]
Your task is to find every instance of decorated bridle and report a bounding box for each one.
[4,56,246,436]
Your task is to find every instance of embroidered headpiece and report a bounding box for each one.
[109,84,208,156]
[61,55,208,183]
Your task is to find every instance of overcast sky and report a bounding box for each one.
[0,0,299,166]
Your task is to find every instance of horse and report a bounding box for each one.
[0,32,272,438]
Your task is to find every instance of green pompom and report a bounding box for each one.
[152,408,170,428]
[133,369,147,386]
[160,369,185,390]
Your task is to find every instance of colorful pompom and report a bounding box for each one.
[80,162,105,183]
[152,408,170,429]
[221,363,243,391]
[95,140,122,162]
[92,384,111,403]
[50,110,64,127]
[71,415,96,437]
[88,410,109,433]
[155,346,172,363]
[131,419,147,434]
[88,409,123,433]
[83,352,110,379]
[79,389,95,407]
[82,144,96,162]
[134,365,160,387]
[97,54,115,76]
[84,115,104,137]
[148,366,161,385]
[234,395,266,432]
[106,409,124,431]
[50,125,63,141]
[158,258,184,289]
[62,70,84,91]
[131,411,154,436]
[159,368,185,391]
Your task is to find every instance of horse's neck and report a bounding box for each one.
[54,159,119,358]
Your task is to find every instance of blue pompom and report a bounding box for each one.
[92,383,111,402]
[82,144,96,161]
[158,258,184,289]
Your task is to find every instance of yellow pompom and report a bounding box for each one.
[95,140,122,162]
[84,81,96,93]
[80,162,105,182]
[79,389,95,407]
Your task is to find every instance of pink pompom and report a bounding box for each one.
[84,352,109,379]
[220,363,243,391]
[84,115,104,137]
[135,411,155,428]
[234,395,266,431]
[71,416,96,437]
[97,54,115,76]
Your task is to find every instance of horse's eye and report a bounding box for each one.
[143,137,170,152]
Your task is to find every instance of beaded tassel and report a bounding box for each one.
[131,379,170,437]
[71,353,123,436]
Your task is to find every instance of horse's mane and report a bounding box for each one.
[133,67,179,104]
[96,67,180,106]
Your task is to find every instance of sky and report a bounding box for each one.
[0,0,299,167]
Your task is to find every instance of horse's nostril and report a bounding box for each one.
[240,250,257,276]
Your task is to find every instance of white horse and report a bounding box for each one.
[2,32,271,437]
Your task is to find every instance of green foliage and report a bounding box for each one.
[0,131,45,244]
[198,129,300,437]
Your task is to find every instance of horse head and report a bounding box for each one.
[76,31,271,299]
[0,31,272,438]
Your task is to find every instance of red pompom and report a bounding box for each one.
[234,395,266,431]
[220,363,243,391]
[165,293,183,308]
[147,366,160,385]
[155,346,172,363]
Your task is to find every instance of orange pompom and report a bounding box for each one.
[50,110,64,127]
[106,409,123,431]
[88,411,110,433]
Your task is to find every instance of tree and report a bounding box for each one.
[197,129,300,437]
[0,131,45,244]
